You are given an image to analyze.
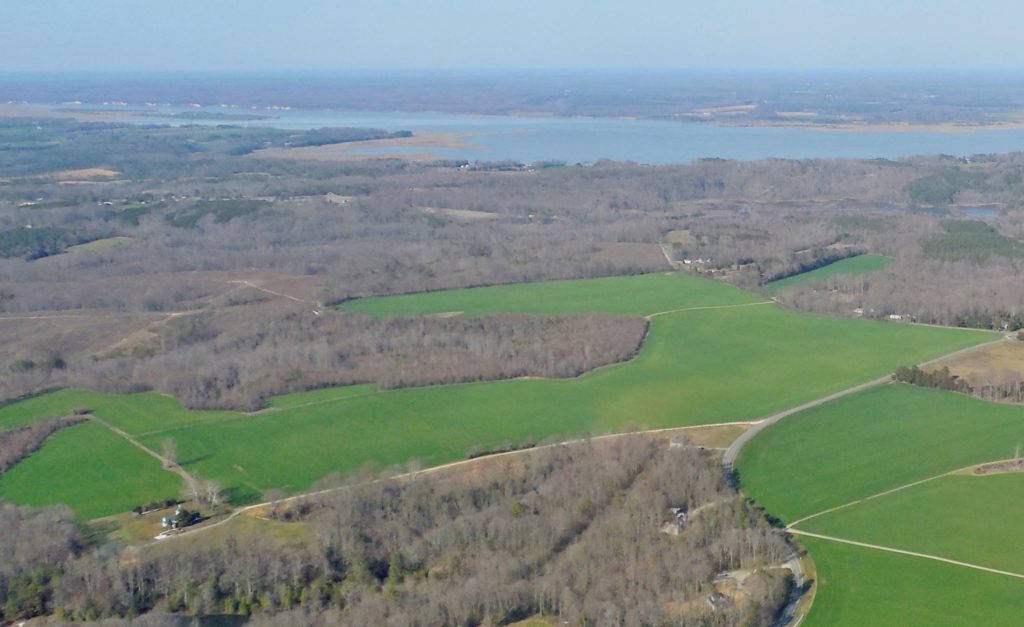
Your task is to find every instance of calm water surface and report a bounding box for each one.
[50,104,1024,164]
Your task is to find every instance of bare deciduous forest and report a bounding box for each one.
[0,438,792,625]
[4,119,1024,408]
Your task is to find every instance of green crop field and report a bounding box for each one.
[801,473,1024,574]
[0,274,995,517]
[802,538,1024,627]
[265,384,378,409]
[337,272,760,317]
[737,384,1024,523]
[738,384,1024,625]
[62,236,134,254]
[0,421,182,519]
[766,254,893,292]
[0,389,237,434]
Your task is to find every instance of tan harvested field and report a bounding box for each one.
[665,229,698,245]
[324,192,353,205]
[252,132,479,162]
[0,270,320,365]
[420,206,502,220]
[930,340,1024,383]
[590,242,668,267]
[0,166,121,184]
[692,103,759,116]
[48,167,120,181]
[0,312,171,364]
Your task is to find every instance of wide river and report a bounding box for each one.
[49,103,1024,164]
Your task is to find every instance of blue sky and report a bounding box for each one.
[3,0,1022,72]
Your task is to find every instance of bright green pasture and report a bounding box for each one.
[738,384,1024,523]
[766,254,892,292]
[144,305,986,504]
[266,384,378,409]
[0,421,181,519]
[337,272,761,317]
[0,275,994,514]
[802,537,1024,627]
[0,389,238,436]
[801,473,1024,574]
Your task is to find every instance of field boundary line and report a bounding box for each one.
[88,414,198,495]
[658,242,682,270]
[788,529,1024,580]
[133,389,387,439]
[646,300,773,319]
[724,333,1009,473]
[789,454,1024,528]
[227,279,323,315]
[787,470,955,528]
[135,300,774,439]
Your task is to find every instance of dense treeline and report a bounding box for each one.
[921,220,1024,262]
[96,310,647,410]
[896,363,1024,404]
[0,438,792,625]
[3,305,647,410]
[894,365,971,393]
[0,226,97,260]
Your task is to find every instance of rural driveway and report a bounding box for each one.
[723,333,1011,473]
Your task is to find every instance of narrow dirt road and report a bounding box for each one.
[723,333,1010,473]
[646,300,773,319]
[89,414,199,496]
[659,242,682,270]
[227,279,322,314]
[788,529,1024,580]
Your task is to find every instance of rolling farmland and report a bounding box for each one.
[738,384,1024,625]
[0,274,994,517]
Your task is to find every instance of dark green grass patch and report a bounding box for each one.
[922,220,1024,262]
[0,226,94,260]
[166,199,271,228]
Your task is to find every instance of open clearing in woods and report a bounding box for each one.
[930,338,1024,383]
[0,273,993,516]
[0,421,182,519]
[766,254,893,292]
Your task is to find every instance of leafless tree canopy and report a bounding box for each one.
[0,438,792,625]
[5,120,1024,408]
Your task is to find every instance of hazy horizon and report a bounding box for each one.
[5,1,1024,73]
